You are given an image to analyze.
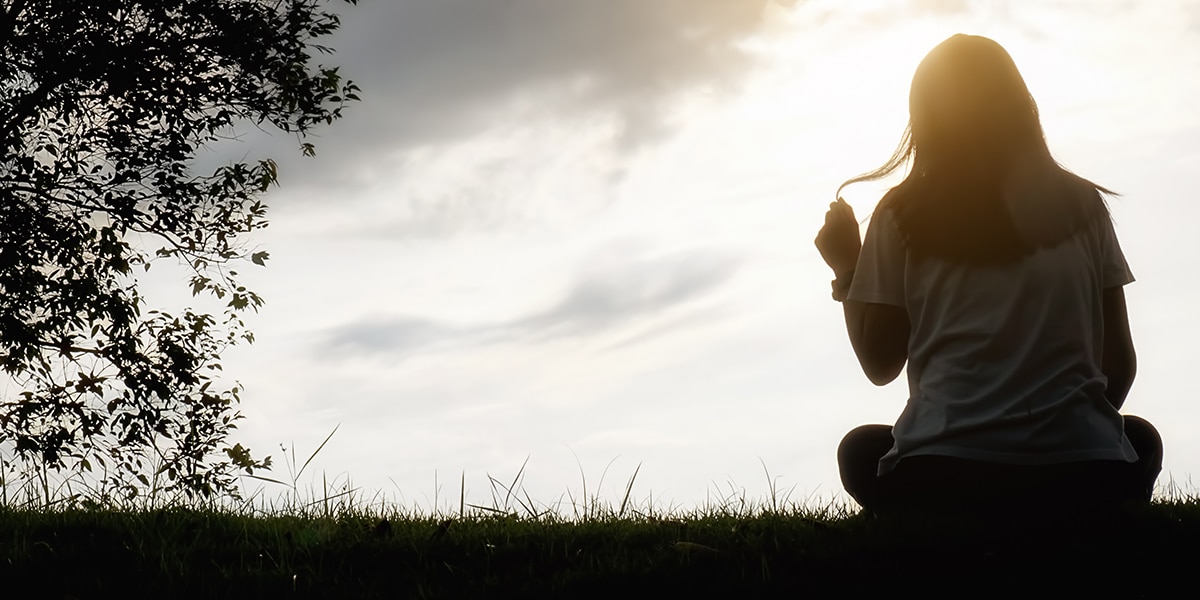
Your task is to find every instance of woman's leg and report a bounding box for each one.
[837,424,895,512]
[1006,416,1162,510]
[836,417,1164,513]
[1122,415,1163,502]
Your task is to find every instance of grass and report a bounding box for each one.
[3,438,1200,598]
[3,492,1199,598]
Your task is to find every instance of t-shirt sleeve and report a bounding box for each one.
[1099,217,1135,289]
[846,207,906,307]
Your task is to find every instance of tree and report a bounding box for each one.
[0,0,359,500]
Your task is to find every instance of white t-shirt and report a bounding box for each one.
[847,203,1139,475]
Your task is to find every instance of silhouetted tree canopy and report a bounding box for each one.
[0,0,358,499]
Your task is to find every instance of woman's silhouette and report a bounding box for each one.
[815,34,1162,516]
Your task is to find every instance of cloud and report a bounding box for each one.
[297,127,624,240]
[911,0,971,13]
[335,0,769,141]
[202,0,777,190]
[323,316,455,359]
[315,247,742,360]
[790,0,988,32]
[508,249,742,340]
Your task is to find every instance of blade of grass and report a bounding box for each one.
[618,462,642,518]
[567,446,587,520]
[759,457,777,513]
[298,424,340,481]
[595,455,620,517]
[502,455,529,512]
[486,474,503,511]
[244,474,291,487]
[464,502,506,515]
[303,486,359,510]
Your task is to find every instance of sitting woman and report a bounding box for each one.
[814,34,1163,517]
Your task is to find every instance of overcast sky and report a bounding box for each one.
[146,0,1200,514]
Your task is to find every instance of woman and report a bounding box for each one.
[814,34,1163,516]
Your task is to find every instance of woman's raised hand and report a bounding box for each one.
[814,198,861,277]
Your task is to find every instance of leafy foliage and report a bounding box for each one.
[0,0,359,499]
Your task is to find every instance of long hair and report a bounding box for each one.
[838,34,1113,264]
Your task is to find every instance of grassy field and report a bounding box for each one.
[3,436,1195,598]
[2,488,1199,599]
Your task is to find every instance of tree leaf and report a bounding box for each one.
[0,0,359,503]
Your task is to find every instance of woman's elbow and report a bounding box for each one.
[865,369,902,387]
[852,303,909,386]
[860,356,905,386]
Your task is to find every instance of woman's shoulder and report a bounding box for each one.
[868,188,909,231]
[873,186,905,213]
[1000,153,1110,245]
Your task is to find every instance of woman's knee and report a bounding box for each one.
[1123,414,1157,435]
[837,424,894,464]
[1123,415,1164,463]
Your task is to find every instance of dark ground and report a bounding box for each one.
[1,501,1195,599]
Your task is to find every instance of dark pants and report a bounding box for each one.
[837,415,1163,516]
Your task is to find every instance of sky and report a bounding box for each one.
[139,0,1200,514]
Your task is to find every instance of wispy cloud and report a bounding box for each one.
[323,316,456,359]
[315,247,742,360]
[508,250,741,340]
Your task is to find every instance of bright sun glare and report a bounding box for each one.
[750,4,1107,213]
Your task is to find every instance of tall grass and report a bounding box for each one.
[2,423,1194,519]
[3,429,1200,598]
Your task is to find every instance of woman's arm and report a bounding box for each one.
[816,198,910,385]
[1101,286,1136,410]
[844,300,909,386]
